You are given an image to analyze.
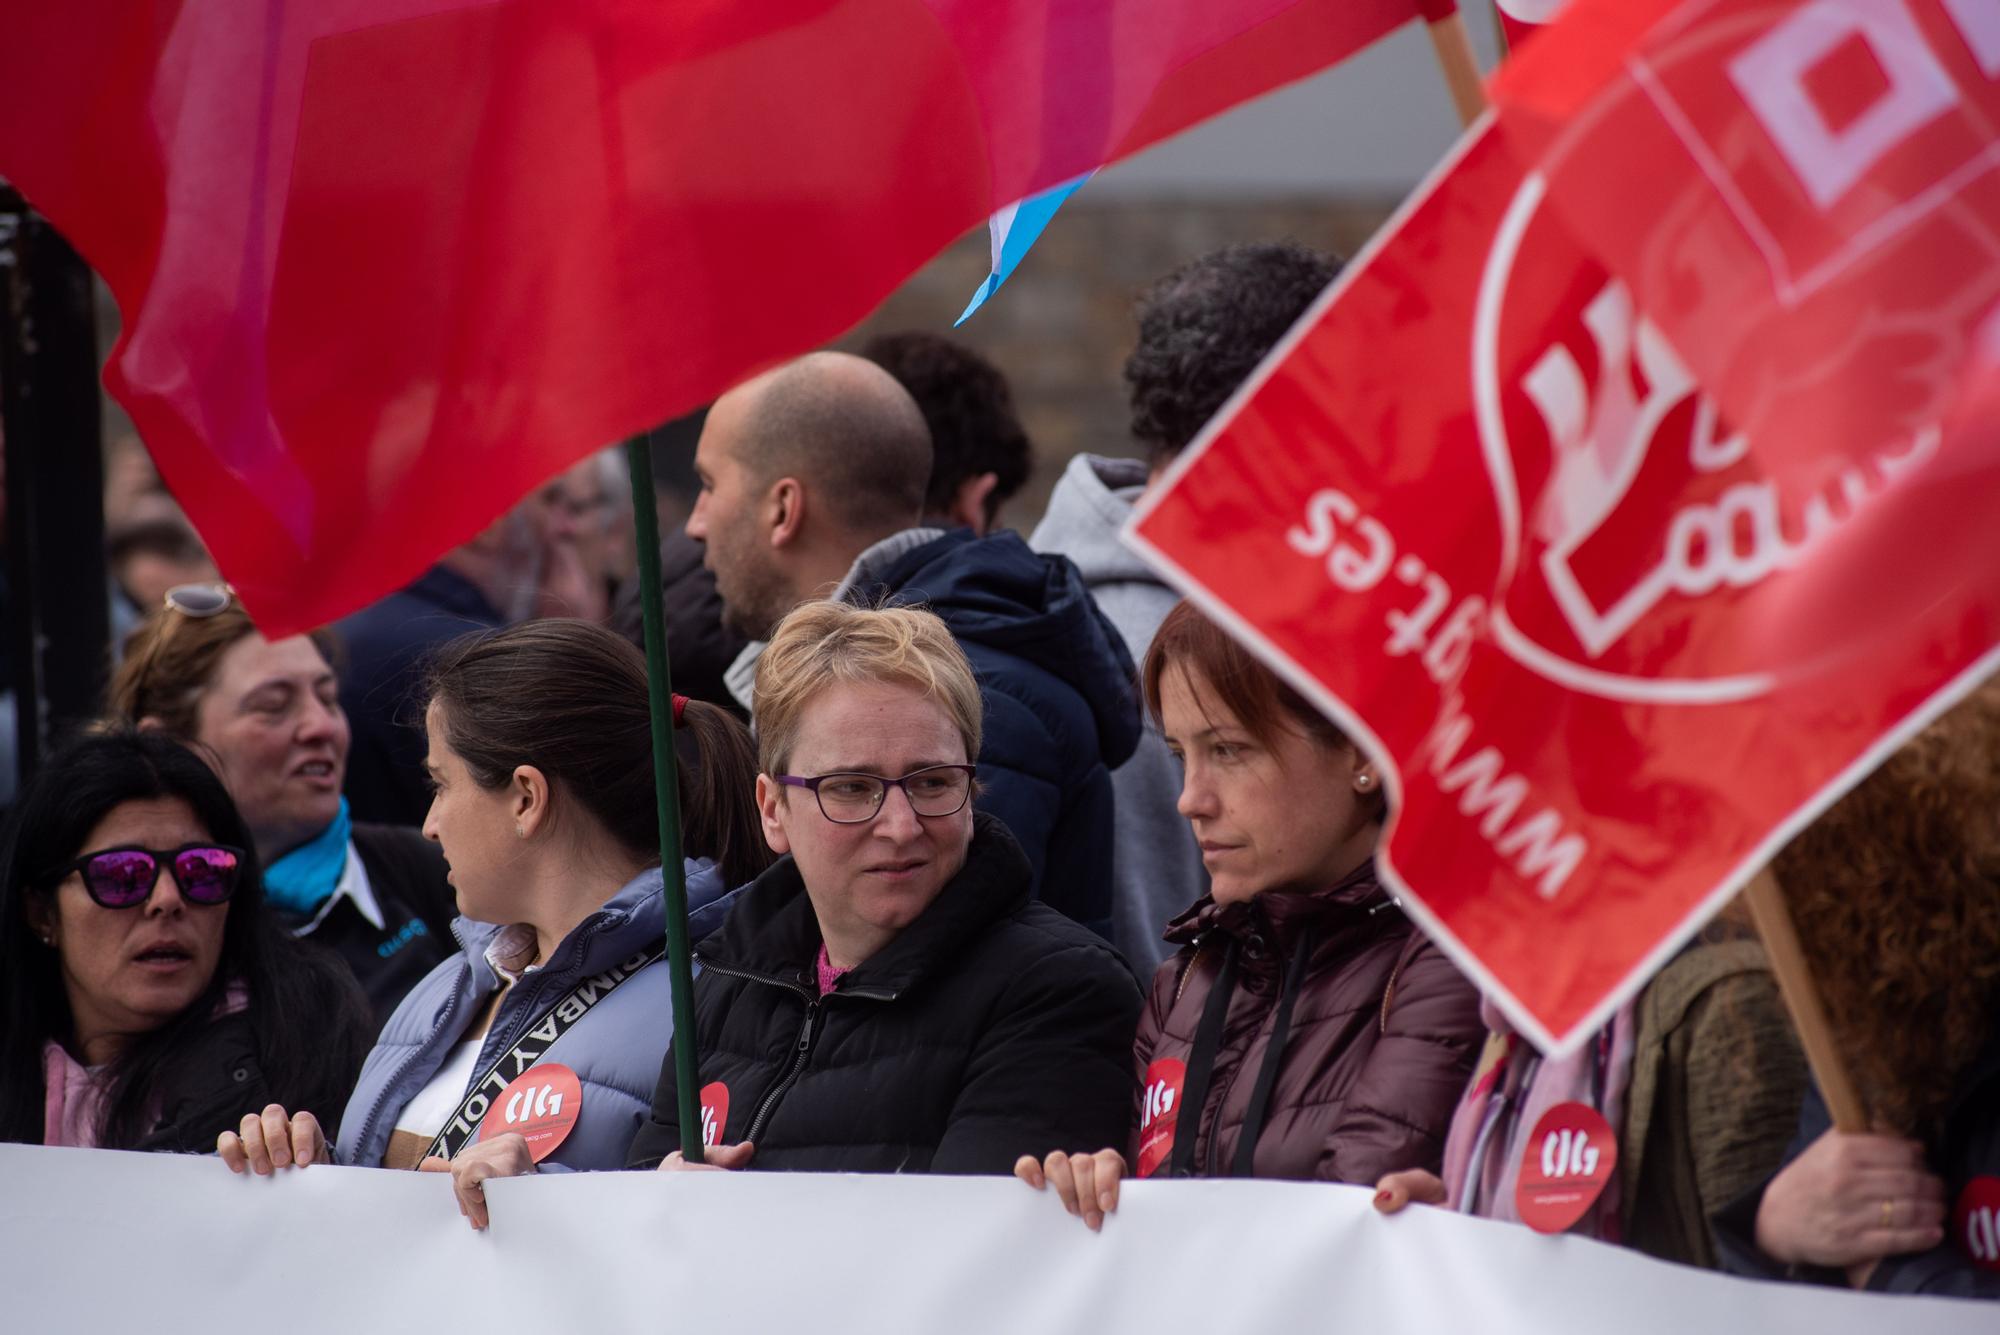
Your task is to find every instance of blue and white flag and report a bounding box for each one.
[955,172,1094,325]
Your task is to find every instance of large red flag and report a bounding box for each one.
[0,0,1432,636]
[1130,85,1999,1050]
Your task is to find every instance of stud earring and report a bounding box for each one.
[1356,773,1374,790]
[515,825,527,838]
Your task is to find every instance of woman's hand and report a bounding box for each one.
[419,1134,537,1231]
[1754,1129,1947,1272]
[218,1105,329,1175]
[657,1141,756,1172]
[1372,1169,1447,1214]
[1014,1149,1126,1231]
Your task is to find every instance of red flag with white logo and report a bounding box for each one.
[0,0,1433,636]
[1129,70,2000,1049]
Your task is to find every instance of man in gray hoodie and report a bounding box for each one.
[1030,240,1342,972]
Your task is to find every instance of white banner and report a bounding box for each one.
[0,1143,1986,1332]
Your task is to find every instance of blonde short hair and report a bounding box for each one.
[754,601,982,776]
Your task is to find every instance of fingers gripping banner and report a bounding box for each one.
[0,1145,1990,1332]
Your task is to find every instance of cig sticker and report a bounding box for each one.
[1135,1058,1187,1179]
[1515,1102,1617,1235]
[478,1063,583,1163]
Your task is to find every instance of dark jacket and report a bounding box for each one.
[335,564,505,825]
[130,1001,365,1154]
[1715,1029,2000,1300]
[628,815,1142,1173]
[1618,937,1808,1269]
[863,530,1141,939]
[1131,859,1482,1184]
[611,529,749,717]
[291,824,457,1033]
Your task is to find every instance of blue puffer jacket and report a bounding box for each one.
[863,529,1141,941]
[334,860,732,1171]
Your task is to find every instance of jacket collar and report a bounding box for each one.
[695,813,1031,998]
[1163,856,1393,953]
[449,858,727,991]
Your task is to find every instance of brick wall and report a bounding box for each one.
[836,197,1397,530]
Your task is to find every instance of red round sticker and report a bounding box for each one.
[698,1081,730,1150]
[478,1063,582,1163]
[1135,1058,1187,1179]
[1515,1101,1618,1235]
[1953,1176,2000,1272]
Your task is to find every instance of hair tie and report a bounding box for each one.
[671,693,690,728]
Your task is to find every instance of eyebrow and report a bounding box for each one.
[808,760,962,775]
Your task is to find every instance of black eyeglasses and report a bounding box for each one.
[775,765,976,824]
[50,844,244,909]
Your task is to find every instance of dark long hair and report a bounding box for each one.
[426,618,773,888]
[0,731,369,1147]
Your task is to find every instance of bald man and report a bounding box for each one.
[687,352,1140,939]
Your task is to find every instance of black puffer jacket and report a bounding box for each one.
[128,1005,364,1153]
[629,815,1141,1173]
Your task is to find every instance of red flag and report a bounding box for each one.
[1129,105,2000,1051]
[0,0,1430,636]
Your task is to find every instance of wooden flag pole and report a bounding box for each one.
[625,436,706,1160]
[1741,866,1869,1132]
[1426,8,1489,128]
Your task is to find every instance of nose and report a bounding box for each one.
[297,693,341,744]
[871,781,923,840]
[685,491,708,541]
[1176,763,1218,822]
[144,861,187,915]
[421,799,441,844]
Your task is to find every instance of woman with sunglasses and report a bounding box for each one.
[218,619,773,1224]
[1016,600,1484,1227]
[108,583,457,1030]
[0,731,370,1151]
[625,600,1142,1174]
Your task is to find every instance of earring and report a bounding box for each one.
[1356,773,1375,791]
[515,825,527,839]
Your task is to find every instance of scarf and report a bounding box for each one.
[1440,994,1638,1239]
[264,798,352,917]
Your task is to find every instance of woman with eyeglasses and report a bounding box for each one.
[0,731,370,1151]
[108,583,456,1029]
[1015,600,1483,1227]
[625,600,1142,1174]
[217,619,773,1228]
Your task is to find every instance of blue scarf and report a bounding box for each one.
[264,798,352,917]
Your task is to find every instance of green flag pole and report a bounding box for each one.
[624,435,705,1161]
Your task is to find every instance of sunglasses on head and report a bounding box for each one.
[50,844,245,909]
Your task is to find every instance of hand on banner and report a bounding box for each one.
[658,1141,756,1172]
[1754,1130,1946,1274]
[1015,1149,1126,1231]
[217,1104,329,1175]
[421,1135,537,1231]
[1371,1169,1448,1215]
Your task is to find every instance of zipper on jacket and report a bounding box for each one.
[742,999,821,1145]
[692,956,901,1147]
[357,912,615,1163]
[354,984,463,1163]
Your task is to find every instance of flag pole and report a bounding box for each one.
[1425,6,1489,128]
[624,435,706,1160]
[1740,866,1869,1132]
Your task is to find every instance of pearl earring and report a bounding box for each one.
[1356,774,1374,790]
